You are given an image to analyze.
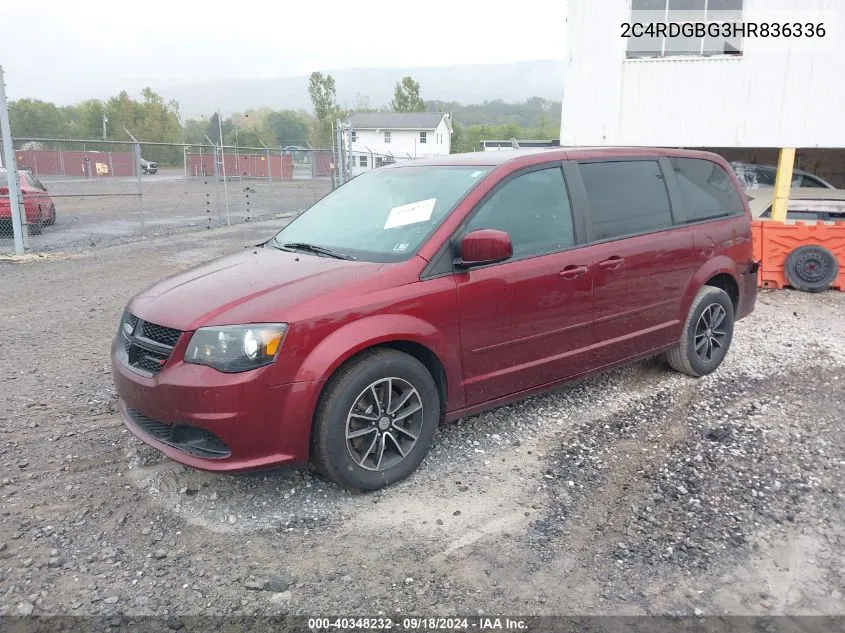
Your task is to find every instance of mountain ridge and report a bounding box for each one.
[159,59,564,118]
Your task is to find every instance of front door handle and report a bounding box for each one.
[597,256,625,270]
[559,265,589,280]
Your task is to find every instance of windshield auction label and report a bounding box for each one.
[384,199,437,229]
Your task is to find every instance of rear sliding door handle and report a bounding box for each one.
[559,265,589,280]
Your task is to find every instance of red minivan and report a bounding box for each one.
[112,148,757,491]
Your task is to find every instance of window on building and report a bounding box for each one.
[420,132,427,144]
[579,160,673,240]
[671,157,744,222]
[359,155,368,167]
[384,131,391,143]
[627,0,743,59]
[465,167,576,259]
[351,130,357,142]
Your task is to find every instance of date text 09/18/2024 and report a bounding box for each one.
[308,617,529,631]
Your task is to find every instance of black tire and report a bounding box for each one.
[45,204,56,226]
[784,245,839,293]
[666,286,735,378]
[311,348,440,492]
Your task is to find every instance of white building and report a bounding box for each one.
[346,112,452,175]
[560,0,845,148]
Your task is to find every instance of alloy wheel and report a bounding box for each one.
[345,377,423,471]
[694,303,728,362]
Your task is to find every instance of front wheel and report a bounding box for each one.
[665,285,735,378]
[45,204,56,226]
[311,349,440,491]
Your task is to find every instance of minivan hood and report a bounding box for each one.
[129,247,384,331]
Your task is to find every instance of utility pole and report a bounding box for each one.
[102,104,108,140]
[0,65,26,254]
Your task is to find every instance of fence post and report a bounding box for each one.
[259,139,273,202]
[125,129,145,232]
[217,113,231,226]
[0,65,27,254]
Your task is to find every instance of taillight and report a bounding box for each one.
[0,187,8,195]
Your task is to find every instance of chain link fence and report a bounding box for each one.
[0,137,334,253]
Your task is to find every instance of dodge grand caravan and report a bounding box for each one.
[112,147,757,491]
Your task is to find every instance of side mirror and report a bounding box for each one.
[456,229,513,268]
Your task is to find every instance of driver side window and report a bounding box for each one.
[465,166,575,259]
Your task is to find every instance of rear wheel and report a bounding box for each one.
[311,349,440,491]
[27,209,44,235]
[666,286,735,378]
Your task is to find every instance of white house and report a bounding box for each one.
[560,0,844,148]
[346,112,452,175]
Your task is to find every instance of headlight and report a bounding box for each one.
[184,324,288,373]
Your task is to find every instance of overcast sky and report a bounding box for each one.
[1,0,565,103]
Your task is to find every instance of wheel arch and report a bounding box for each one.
[683,257,741,318]
[703,272,739,313]
[294,313,463,417]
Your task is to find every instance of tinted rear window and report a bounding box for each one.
[580,160,673,240]
[671,157,745,222]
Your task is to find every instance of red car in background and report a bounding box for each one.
[0,169,57,234]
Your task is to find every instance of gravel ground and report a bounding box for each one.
[0,222,843,623]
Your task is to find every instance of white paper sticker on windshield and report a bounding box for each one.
[384,198,436,229]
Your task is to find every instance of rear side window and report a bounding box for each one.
[579,160,672,240]
[798,175,827,188]
[671,157,745,222]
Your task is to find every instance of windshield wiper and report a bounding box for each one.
[281,242,356,260]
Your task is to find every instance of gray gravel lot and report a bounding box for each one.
[0,221,843,621]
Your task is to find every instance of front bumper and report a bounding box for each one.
[112,338,320,472]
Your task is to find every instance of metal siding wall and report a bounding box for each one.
[561,0,845,147]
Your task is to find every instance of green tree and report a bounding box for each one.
[8,99,70,138]
[307,72,341,147]
[206,112,233,145]
[391,76,425,113]
[266,110,308,146]
[450,121,464,154]
[183,118,208,144]
[308,72,338,121]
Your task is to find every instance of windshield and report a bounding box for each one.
[270,165,491,262]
